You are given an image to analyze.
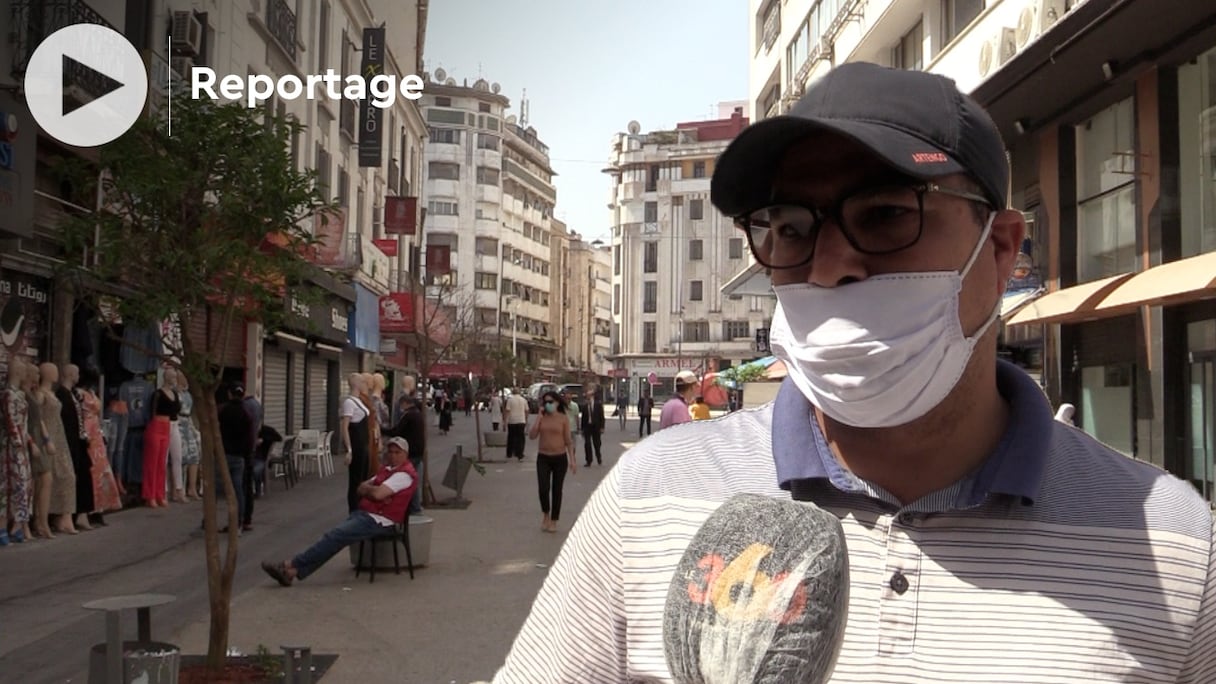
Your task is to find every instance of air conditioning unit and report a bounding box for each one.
[171,11,203,57]
[978,28,1017,79]
[169,56,194,79]
[1015,0,1067,49]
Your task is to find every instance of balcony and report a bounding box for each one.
[266,0,298,61]
[11,0,115,77]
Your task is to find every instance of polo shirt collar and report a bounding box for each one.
[771,360,1053,506]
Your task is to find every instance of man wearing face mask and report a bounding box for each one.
[490,62,1216,684]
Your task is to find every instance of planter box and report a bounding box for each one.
[88,641,179,684]
[483,431,507,447]
[348,515,433,569]
[177,653,338,683]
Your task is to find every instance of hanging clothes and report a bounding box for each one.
[120,325,163,374]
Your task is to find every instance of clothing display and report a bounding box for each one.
[179,390,201,466]
[80,389,122,513]
[57,386,94,516]
[24,389,51,476]
[120,325,163,374]
[342,395,370,513]
[104,399,128,477]
[141,387,179,503]
[359,391,381,473]
[1,386,33,524]
[117,377,153,484]
[36,390,76,516]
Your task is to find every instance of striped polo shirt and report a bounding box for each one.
[490,362,1216,683]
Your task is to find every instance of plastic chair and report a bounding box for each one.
[355,519,415,584]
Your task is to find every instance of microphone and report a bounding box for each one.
[663,493,849,684]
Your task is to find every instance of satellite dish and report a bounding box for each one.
[627,120,641,134]
[474,78,489,90]
[445,78,456,86]
[491,82,501,94]
[506,115,517,124]
[434,67,447,82]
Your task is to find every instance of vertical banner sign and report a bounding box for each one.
[426,244,452,275]
[358,27,386,168]
[384,195,416,235]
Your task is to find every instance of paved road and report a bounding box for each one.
[0,407,650,683]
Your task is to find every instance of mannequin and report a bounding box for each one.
[142,369,180,507]
[57,364,95,530]
[21,360,54,539]
[37,363,77,534]
[357,372,381,472]
[117,373,154,485]
[162,369,185,502]
[77,366,123,524]
[178,373,202,500]
[340,373,370,513]
[1,357,33,544]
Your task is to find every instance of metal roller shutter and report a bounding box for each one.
[306,353,328,429]
[262,345,288,433]
[185,310,246,369]
[290,349,306,435]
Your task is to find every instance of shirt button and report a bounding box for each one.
[897,512,914,525]
[889,571,910,595]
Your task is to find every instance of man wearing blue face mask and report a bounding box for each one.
[490,62,1216,684]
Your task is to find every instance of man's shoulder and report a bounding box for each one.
[617,403,781,502]
[1038,421,1213,540]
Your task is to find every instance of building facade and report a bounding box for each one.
[419,74,562,382]
[1,0,428,442]
[564,235,613,384]
[605,106,776,400]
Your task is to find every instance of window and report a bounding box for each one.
[643,322,657,352]
[758,0,781,52]
[729,237,744,259]
[479,102,491,113]
[644,201,658,222]
[428,161,460,180]
[646,165,659,192]
[1076,97,1137,282]
[434,96,452,107]
[692,161,706,178]
[690,280,703,301]
[337,166,348,207]
[614,284,621,314]
[614,248,621,275]
[893,19,923,71]
[689,199,704,220]
[476,166,500,185]
[317,2,329,71]
[643,282,657,313]
[477,133,500,150]
[683,321,711,343]
[475,272,497,290]
[942,0,984,44]
[722,320,750,340]
[429,128,461,144]
[1179,45,1216,257]
[428,200,458,216]
[475,237,498,254]
[314,143,331,197]
[689,239,703,261]
[643,242,658,273]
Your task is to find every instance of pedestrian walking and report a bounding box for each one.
[488,392,503,431]
[637,393,654,437]
[504,388,529,460]
[657,370,698,431]
[580,386,605,466]
[528,391,575,533]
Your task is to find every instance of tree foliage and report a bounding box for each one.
[55,93,332,670]
[717,362,771,386]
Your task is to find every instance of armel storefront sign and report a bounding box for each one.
[284,291,350,345]
[357,27,386,168]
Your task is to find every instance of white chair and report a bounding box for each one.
[294,429,321,477]
[317,430,335,477]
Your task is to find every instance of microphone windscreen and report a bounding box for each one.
[663,493,849,684]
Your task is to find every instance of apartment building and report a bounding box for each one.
[1,0,428,438]
[605,105,775,400]
[564,235,613,384]
[420,73,563,380]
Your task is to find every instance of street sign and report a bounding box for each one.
[755,327,770,353]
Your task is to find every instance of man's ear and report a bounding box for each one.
[989,209,1026,296]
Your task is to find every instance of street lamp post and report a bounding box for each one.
[506,294,518,386]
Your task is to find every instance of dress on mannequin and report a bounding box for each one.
[56,385,94,516]
[142,385,179,505]
[118,376,153,484]
[179,389,201,466]
[1,383,33,527]
[37,390,76,517]
[81,389,122,512]
[104,398,128,479]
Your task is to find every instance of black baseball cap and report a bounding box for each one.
[711,62,1009,217]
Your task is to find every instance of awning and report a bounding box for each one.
[1000,288,1044,321]
[1091,250,1216,314]
[1006,273,1134,326]
[721,262,774,298]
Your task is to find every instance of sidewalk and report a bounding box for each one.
[170,408,627,683]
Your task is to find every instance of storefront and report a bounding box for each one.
[617,356,719,398]
[350,282,382,377]
[0,270,52,382]
[264,288,350,436]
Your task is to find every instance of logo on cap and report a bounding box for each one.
[911,152,949,164]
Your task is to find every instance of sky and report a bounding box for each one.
[425,0,750,244]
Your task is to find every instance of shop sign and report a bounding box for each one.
[0,272,51,379]
[350,284,380,353]
[0,93,35,239]
[282,289,350,345]
[331,307,349,334]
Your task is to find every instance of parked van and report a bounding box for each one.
[525,382,558,413]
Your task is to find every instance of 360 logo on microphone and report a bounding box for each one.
[685,543,809,625]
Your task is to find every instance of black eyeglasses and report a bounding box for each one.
[733,182,992,270]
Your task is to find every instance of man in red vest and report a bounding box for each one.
[261,436,418,586]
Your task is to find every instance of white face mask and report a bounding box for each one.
[769,213,999,429]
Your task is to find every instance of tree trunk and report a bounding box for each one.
[194,386,241,671]
[418,398,435,506]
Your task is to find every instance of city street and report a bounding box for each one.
[0,406,657,683]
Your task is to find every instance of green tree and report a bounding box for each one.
[56,94,331,671]
[717,362,770,386]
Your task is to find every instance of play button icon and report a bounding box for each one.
[24,24,149,148]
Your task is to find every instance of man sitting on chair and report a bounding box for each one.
[261,437,418,586]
